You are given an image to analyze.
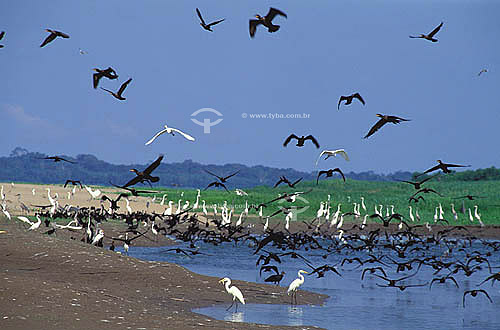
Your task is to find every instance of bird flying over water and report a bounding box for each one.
[338,93,365,110]
[363,114,410,139]
[101,78,132,100]
[196,8,225,32]
[249,7,287,38]
[409,22,443,42]
[283,134,320,148]
[40,29,70,48]
[145,124,195,145]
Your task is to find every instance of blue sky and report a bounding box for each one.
[1,0,499,174]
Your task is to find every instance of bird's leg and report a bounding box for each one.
[235,300,238,313]
[226,300,235,311]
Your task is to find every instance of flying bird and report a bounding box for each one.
[398,174,439,190]
[196,8,225,32]
[273,176,302,188]
[478,69,488,76]
[40,29,70,48]
[145,124,195,145]
[283,134,320,148]
[0,31,5,48]
[64,180,83,189]
[317,168,346,183]
[205,181,229,192]
[204,170,239,183]
[463,289,493,307]
[338,93,365,110]
[249,7,287,38]
[416,160,470,177]
[123,155,163,188]
[101,78,132,100]
[38,156,76,164]
[409,22,443,42]
[93,67,118,89]
[315,149,349,165]
[363,114,411,139]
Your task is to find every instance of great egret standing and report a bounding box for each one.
[288,269,308,305]
[219,277,245,312]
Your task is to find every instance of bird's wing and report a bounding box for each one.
[0,31,4,40]
[93,73,101,89]
[443,163,469,168]
[338,96,348,110]
[145,128,168,145]
[204,169,222,180]
[143,155,164,175]
[267,7,287,21]
[171,128,195,141]
[207,19,225,27]
[315,151,327,165]
[353,93,366,105]
[336,149,349,161]
[223,170,240,180]
[417,164,441,177]
[118,78,132,95]
[100,87,114,95]
[273,178,284,188]
[316,171,326,184]
[364,118,387,139]
[333,168,346,182]
[55,31,70,38]
[40,32,56,47]
[17,216,34,226]
[291,177,302,186]
[305,135,320,148]
[428,22,443,38]
[122,175,142,188]
[249,19,261,38]
[61,158,76,163]
[64,180,71,188]
[196,8,206,25]
[419,174,439,184]
[283,134,298,147]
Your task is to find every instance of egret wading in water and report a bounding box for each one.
[219,277,245,312]
[288,269,308,305]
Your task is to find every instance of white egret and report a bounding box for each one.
[28,215,41,231]
[32,188,36,196]
[468,208,474,222]
[451,203,458,220]
[408,206,415,222]
[235,189,248,196]
[84,186,101,199]
[145,124,195,145]
[360,197,367,212]
[315,149,349,165]
[263,216,269,231]
[236,212,244,226]
[202,200,208,216]
[219,277,245,312]
[92,229,104,245]
[287,270,309,305]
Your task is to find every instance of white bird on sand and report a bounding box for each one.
[28,215,41,231]
[263,216,269,231]
[145,124,195,145]
[1,202,11,220]
[315,149,349,165]
[32,188,36,196]
[160,194,167,206]
[202,200,208,216]
[219,277,245,312]
[236,212,244,226]
[92,229,105,245]
[125,198,132,214]
[288,270,309,305]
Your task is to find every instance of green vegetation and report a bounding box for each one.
[141,178,500,226]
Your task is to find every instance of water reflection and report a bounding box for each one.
[224,311,244,323]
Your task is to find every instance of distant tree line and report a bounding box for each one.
[1,147,496,188]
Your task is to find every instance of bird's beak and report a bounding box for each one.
[255,15,260,18]
[218,279,225,283]
[303,271,309,274]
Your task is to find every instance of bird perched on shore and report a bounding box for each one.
[249,7,287,38]
[315,149,349,165]
[39,156,76,164]
[219,277,245,312]
[317,168,346,183]
[93,67,118,89]
[124,155,163,188]
[416,160,470,177]
[409,22,443,42]
[196,8,225,32]
[40,29,69,47]
[338,93,365,110]
[283,134,320,148]
[145,124,195,145]
[265,271,286,286]
[101,78,132,100]
[288,269,308,305]
[364,114,411,139]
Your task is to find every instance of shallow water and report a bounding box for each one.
[124,238,500,330]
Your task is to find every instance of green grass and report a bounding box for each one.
[144,179,500,226]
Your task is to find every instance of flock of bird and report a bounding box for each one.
[1,4,496,320]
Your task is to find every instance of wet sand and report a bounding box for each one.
[0,183,326,330]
